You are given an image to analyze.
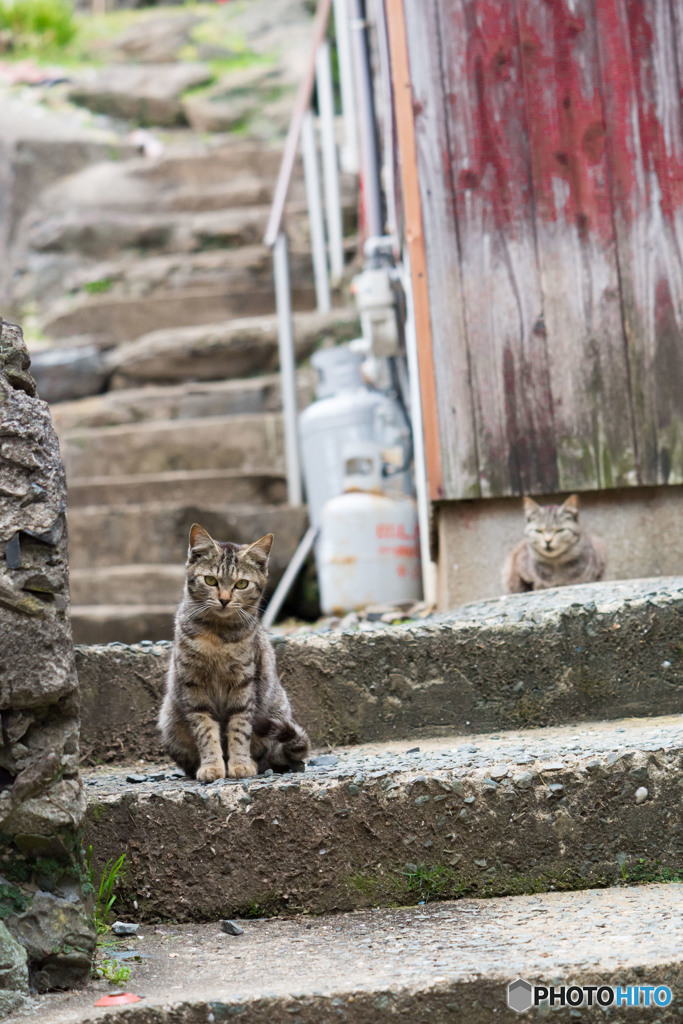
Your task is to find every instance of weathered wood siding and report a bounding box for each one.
[400,0,683,499]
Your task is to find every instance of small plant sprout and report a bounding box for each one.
[87,846,127,934]
[97,959,131,984]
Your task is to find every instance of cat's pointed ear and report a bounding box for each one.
[244,533,274,566]
[523,496,540,520]
[189,523,216,557]
[562,494,580,518]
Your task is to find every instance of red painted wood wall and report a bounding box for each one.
[400,0,683,500]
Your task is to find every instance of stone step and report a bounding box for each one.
[75,577,683,762]
[67,501,308,570]
[67,468,288,508]
[13,884,683,1024]
[60,244,311,303]
[70,604,177,646]
[70,565,184,607]
[40,281,315,345]
[59,412,285,479]
[50,371,316,430]
[82,714,683,921]
[104,307,359,388]
[27,203,309,262]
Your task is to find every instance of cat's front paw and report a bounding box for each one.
[228,758,258,779]
[196,761,225,783]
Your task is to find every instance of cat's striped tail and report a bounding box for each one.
[253,716,310,770]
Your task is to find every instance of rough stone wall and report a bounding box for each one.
[0,321,94,1010]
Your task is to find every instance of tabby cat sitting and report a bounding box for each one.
[159,524,309,782]
[502,494,606,593]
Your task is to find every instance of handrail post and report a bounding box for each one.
[349,0,383,238]
[273,232,303,507]
[333,0,360,174]
[301,108,332,313]
[316,39,345,284]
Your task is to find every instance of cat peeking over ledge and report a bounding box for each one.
[159,524,310,782]
[502,494,607,593]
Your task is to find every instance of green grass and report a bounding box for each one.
[82,277,113,295]
[0,0,76,53]
[87,846,126,935]
[96,958,131,984]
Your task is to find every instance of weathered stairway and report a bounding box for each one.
[13,578,683,1023]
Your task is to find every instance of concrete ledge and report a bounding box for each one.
[13,885,683,1024]
[77,578,683,761]
[83,715,683,921]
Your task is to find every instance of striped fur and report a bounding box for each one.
[159,524,309,781]
[502,494,607,593]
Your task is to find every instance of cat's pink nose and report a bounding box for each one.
[219,596,230,607]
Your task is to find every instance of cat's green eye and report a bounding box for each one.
[204,575,218,586]
[234,579,249,590]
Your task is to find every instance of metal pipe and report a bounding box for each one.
[333,0,360,174]
[262,525,319,629]
[401,246,437,605]
[316,40,345,284]
[349,0,383,239]
[273,232,303,507]
[301,110,332,313]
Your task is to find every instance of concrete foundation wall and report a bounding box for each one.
[437,485,683,610]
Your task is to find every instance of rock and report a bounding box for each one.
[220,920,244,936]
[635,786,649,804]
[30,345,109,404]
[126,774,148,784]
[183,90,258,135]
[0,322,94,987]
[406,747,420,754]
[111,921,139,936]
[69,64,213,127]
[109,12,201,63]
[488,765,509,780]
[0,923,28,1000]
[7,891,95,991]
[308,755,339,767]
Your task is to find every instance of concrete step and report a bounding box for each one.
[59,412,285,478]
[71,564,184,606]
[104,307,359,388]
[70,604,176,646]
[75,578,683,761]
[13,884,683,1024]
[60,245,311,302]
[67,468,288,508]
[67,501,308,570]
[15,222,314,311]
[40,281,315,345]
[28,203,309,262]
[50,371,316,430]
[82,714,683,921]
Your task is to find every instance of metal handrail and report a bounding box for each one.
[263,0,334,249]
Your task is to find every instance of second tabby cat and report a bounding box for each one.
[502,494,607,593]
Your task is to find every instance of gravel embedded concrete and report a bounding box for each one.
[83,714,683,922]
[7,884,683,1024]
[76,577,683,761]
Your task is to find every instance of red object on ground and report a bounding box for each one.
[94,993,143,1006]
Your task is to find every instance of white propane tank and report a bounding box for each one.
[299,346,412,528]
[318,445,421,614]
